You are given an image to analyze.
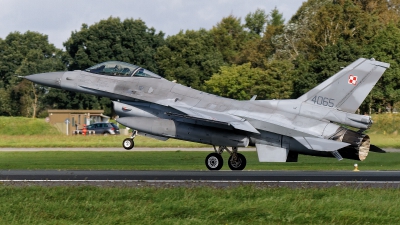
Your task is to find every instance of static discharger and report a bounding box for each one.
[353,163,360,172]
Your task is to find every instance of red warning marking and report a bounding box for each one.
[348,75,357,85]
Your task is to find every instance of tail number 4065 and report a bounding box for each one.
[311,96,335,107]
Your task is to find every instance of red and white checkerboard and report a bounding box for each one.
[348,75,357,85]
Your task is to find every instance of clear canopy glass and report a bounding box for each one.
[85,61,161,78]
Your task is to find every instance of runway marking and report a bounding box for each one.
[2,180,400,184]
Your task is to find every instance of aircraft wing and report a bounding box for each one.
[166,105,260,134]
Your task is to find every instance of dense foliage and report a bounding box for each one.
[1,0,400,117]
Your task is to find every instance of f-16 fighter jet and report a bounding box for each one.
[24,58,389,170]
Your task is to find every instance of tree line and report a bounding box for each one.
[1,0,400,118]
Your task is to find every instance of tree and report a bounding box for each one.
[204,63,260,100]
[291,39,363,98]
[237,8,286,67]
[244,9,268,36]
[204,61,294,100]
[252,59,294,99]
[0,31,65,117]
[267,7,285,26]
[361,23,400,113]
[287,0,400,114]
[155,29,225,89]
[64,17,165,72]
[211,15,249,64]
[58,17,166,115]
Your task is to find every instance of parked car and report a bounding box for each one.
[79,122,120,135]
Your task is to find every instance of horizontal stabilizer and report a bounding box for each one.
[293,136,350,152]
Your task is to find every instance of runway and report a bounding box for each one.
[1,148,400,187]
[1,170,400,182]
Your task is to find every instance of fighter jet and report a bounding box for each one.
[24,58,389,170]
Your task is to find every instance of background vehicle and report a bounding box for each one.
[79,123,120,135]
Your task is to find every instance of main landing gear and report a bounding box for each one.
[122,132,246,171]
[122,130,137,150]
[205,146,247,171]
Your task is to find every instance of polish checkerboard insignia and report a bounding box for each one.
[348,75,357,85]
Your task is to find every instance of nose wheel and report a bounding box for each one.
[122,130,137,150]
[122,138,134,150]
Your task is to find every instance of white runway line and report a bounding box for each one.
[1,180,400,184]
[0,147,256,152]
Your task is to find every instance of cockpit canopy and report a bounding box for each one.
[85,61,161,78]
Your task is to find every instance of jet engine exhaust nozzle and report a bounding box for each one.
[331,128,370,161]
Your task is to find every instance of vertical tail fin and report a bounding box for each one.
[297,58,390,113]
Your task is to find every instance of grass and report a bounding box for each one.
[0,151,397,170]
[0,115,399,148]
[0,135,207,148]
[1,116,399,224]
[368,113,400,135]
[0,116,59,135]
[368,134,400,148]
[0,133,397,148]
[0,116,205,147]
[0,185,399,224]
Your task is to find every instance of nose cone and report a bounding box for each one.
[24,72,65,88]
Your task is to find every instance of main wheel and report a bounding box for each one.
[205,153,223,170]
[122,138,134,150]
[228,153,246,170]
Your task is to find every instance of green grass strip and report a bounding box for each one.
[0,135,207,148]
[0,133,399,148]
[0,186,399,224]
[0,151,399,170]
[2,115,400,148]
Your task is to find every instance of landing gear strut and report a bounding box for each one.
[204,146,247,171]
[122,130,137,150]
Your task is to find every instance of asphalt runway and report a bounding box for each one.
[1,148,400,187]
[1,170,400,182]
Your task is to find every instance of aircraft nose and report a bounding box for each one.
[24,72,65,88]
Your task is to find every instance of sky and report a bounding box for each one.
[0,0,305,49]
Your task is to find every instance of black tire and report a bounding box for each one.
[103,132,110,136]
[228,153,246,170]
[205,153,223,170]
[122,138,134,150]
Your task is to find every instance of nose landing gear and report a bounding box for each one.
[122,130,137,150]
[205,146,247,171]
